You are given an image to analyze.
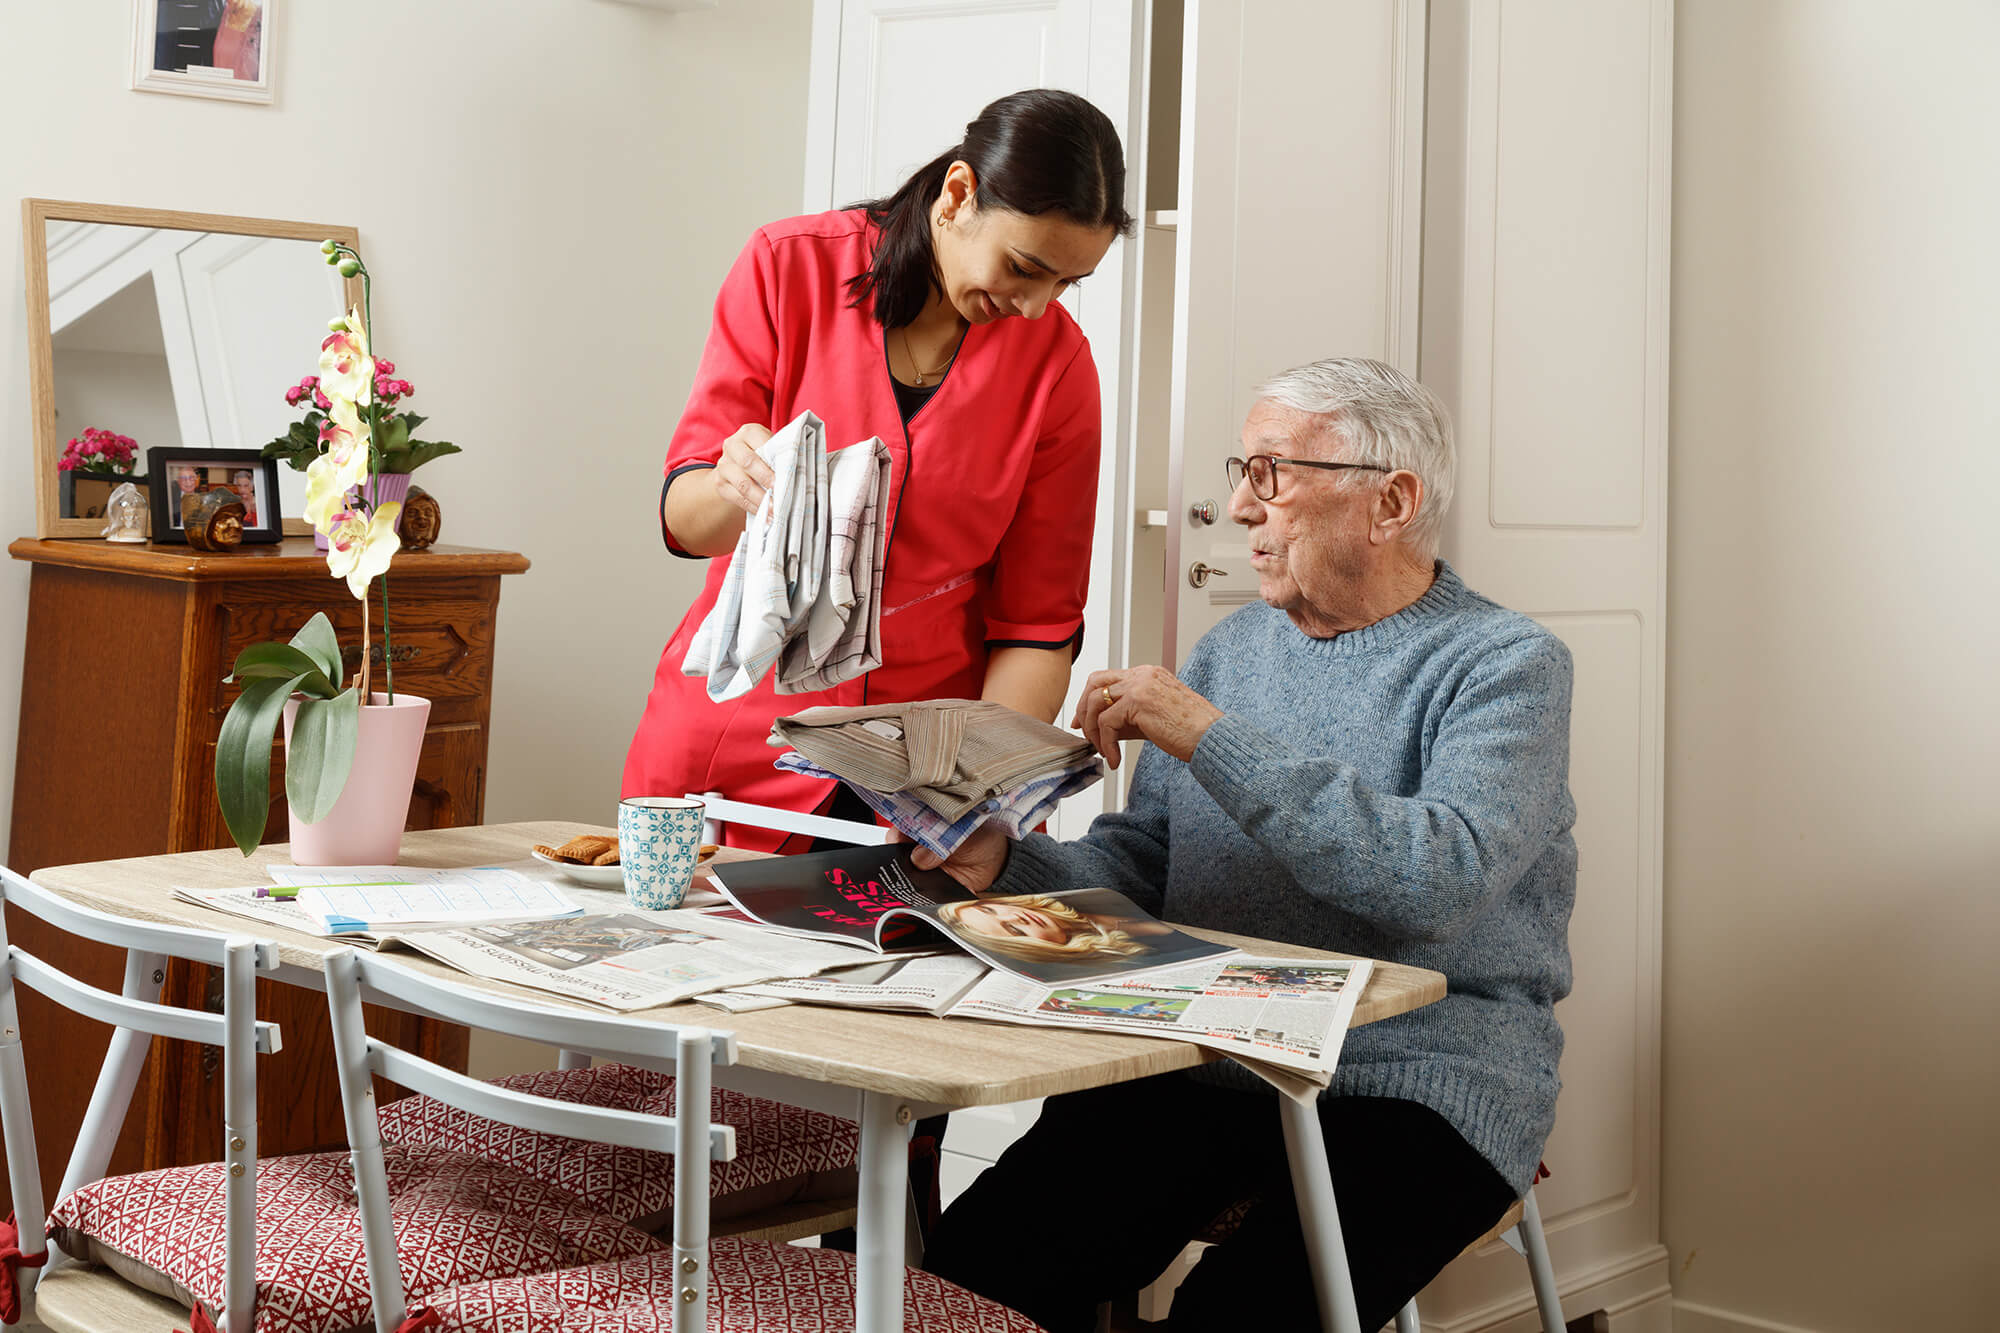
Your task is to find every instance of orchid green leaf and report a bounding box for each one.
[285,688,360,825]
[215,673,306,856]
[290,613,345,688]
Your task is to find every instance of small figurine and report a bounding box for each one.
[101,482,149,543]
[400,485,442,550]
[183,489,247,551]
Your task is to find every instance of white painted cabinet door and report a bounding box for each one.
[1162,0,1428,663]
[1417,3,1674,1330]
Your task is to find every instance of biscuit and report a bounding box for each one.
[554,834,617,862]
[589,847,621,866]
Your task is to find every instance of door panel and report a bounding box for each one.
[1416,1,1674,1326]
[1163,0,1426,662]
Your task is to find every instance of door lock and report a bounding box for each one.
[1188,499,1218,525]
[1187,561,1228,589]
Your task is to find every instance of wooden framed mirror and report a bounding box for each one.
[22,199,362,538]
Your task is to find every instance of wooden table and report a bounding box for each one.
[34,820,1446,1333]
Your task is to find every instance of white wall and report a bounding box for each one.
[1665,4,2000,1331]
[0,1,813,859]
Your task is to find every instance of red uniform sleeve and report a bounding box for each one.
[983,339,1102,651]
[660,229,782,556]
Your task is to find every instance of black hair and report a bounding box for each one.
[845,89,1135,329]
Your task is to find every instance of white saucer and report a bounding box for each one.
[530,848,625,888]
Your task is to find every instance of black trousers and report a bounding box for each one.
[924,1072,1516,1333]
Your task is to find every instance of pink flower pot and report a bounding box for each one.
[282,692,430,866]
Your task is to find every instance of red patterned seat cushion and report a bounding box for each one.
[47,1145,663,1333]
[375,1064,857,1230]
[408,1235,1047,1331]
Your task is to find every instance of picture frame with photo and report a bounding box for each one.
[131,0,274,104]
[145,448,283,545]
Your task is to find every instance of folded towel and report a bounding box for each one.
[774,750,1104,857]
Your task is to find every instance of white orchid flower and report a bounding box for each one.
[317,307,373,405]
[322,502,402,599]
[303,398,371,531]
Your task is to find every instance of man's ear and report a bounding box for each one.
[1370,470,1425,547]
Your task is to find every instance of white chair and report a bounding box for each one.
[323,949,1044,1332]
[1124,1178,1566,1333]
[0,865,281,1333]
[1394,1182,1564,1333]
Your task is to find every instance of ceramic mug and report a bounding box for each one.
[617,796,707,911]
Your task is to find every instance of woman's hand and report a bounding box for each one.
[712,423,777,516]
[910,823,1013,893]
[1072,665,1225,769]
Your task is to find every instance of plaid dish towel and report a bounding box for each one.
[778,437,890,693]
[682,411,827,701]
[774,750,1105,857]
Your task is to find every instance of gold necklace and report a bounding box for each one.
[901,324,961,386]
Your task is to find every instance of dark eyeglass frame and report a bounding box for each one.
[1225,454,1392,500]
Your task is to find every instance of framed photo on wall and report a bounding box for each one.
[131,0,274,104]
[145,448,283,544]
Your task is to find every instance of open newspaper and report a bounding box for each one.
[728,953,990,1016]
[174,883,884,1012]
[706,843,1235,987]
[948,954,1373,1095]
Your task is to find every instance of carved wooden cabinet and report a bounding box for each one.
[4,538,528,1199]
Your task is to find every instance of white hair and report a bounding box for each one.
[1252,357,1456,557]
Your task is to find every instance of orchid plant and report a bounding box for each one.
[214,241,424,856]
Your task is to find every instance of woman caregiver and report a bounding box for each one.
[623,89,1132,848]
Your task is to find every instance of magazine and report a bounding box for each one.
[946,953,1373,1094]
[705,843,1235,987]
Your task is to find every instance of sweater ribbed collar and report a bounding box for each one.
[1283,560,1472,657]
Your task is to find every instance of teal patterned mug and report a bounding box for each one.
[617,796,707,911]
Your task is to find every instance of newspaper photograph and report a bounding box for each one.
[947,954,1373,1090]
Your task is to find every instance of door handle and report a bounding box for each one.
[1187,562,1228,589]
[1188,499,1218,526]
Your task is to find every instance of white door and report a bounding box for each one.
[801,0,1147,1198]
[1161,0,1429,663]
[1414,2,1674,1329]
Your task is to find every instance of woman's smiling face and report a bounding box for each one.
[957,899,1065,943]
[932,166,1116,325]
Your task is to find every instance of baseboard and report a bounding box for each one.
[1671,1300,1825,1333]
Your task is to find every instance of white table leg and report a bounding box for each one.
[1279,1096,1361,1333]
[855,1091,913,1333]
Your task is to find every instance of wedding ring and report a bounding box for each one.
[1102,687,1115,707]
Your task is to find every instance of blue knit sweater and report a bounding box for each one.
[998,562,1575,1195]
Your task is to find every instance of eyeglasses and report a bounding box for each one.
[1225,454,1391,501]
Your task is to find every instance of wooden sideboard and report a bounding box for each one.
[4,537,529,1201]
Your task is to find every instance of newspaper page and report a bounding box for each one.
[726,954,991,1016]
[948,954,1374,1097]
[391,909,889,1012]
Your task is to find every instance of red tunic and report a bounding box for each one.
[621,211,1101,850]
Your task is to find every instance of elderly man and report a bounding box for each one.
[919,358,1576,1331]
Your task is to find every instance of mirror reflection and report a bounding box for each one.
[46,221,345,523]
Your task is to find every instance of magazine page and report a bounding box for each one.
[726,954,991,1016]
[392,910,886,1012]
[710,844,1236,987]
[947,954,1374,1093]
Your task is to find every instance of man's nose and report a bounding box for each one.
[1227,474,1261,524]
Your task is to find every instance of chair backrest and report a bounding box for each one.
[0,866,281,1333]
[691,789,893,847]
[321,950,737,1333]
